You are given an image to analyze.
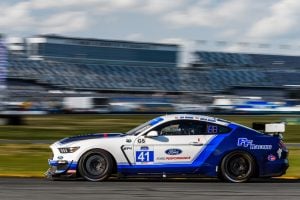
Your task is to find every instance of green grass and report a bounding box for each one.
[286,147,300,177]
[0,144,50,176]
[0,144,298,178]
[0,115,156,140]
[0,114,299,142]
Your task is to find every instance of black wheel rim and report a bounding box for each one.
[225,154,251,180]
[85,154,107,176]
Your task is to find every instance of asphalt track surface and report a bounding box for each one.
[0,178,299,200]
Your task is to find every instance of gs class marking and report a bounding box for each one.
[137,138,145,143]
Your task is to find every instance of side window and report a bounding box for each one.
[217,125,232,134]
[161,123,181,135]
[152,120,231,136]
[153,120,207,136]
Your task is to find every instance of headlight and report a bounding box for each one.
[58,147,80,153]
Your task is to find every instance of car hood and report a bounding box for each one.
[59,133,124,144]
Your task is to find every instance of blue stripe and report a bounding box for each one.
[193,133,227,166]
[149,117,164,125]
[59,133,122,144]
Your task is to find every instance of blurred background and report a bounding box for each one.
[0,0,299,177]
[1,33,300,117]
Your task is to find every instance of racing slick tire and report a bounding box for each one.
[220,151,255,183]
[78,149,114,181]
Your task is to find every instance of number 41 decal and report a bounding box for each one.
[136,151,154,162]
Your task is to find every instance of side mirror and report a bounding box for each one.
[146,130,158,137]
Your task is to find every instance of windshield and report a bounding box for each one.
[126,117,164,135]
[126,121,152,135]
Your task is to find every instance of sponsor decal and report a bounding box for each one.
[200,117,216,123]
[123,146,132,151]
[166,156,190,160]
[156,156,191,161]
[237,138,272,150]
[268,154,276,161]
[126,139,132,143]
[184,116,194,119]
[165,148,182,155]
[140,146,149,150]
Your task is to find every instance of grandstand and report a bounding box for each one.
[193,51,300,88]
[26,35,178,68]
[6,54,300,100]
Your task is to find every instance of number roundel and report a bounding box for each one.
[136,151,154,162]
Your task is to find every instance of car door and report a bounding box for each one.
[133,120,216,173]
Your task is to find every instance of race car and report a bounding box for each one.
[46,114,289,183]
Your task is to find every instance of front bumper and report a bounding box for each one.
[45,159,78,179]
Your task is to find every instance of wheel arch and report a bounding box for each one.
[77,148,118,175]
[218,149,259,178]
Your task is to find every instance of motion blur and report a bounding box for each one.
[0,34,300,123]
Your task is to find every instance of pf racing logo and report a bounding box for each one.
[237,138,272,150]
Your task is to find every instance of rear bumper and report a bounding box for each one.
[45,159,78,179]
[261,159,289,177]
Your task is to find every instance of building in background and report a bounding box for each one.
[6,37,25,56]
[26,34,179,68]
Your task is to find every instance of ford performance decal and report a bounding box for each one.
[165,148,182,155]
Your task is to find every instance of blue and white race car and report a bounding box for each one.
[46,114,289,183]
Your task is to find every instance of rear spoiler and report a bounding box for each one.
[252,122,285,136]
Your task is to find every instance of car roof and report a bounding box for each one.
[160,114,231,126]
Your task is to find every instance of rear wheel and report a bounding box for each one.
[78,149,113,181]
[221,151,255,183]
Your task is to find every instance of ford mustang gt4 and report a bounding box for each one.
[46,114,288,183]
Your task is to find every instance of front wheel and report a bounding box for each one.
[220,151,255,183]
[78,149,113,181]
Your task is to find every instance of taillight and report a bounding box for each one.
[279,140,287,151]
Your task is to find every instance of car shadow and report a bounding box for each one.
[104,177,300,183]
[45,176,300,183]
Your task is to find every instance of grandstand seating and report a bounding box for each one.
[194,51,300,69]
[195,51,254,66]
[207,69,270,91]
[4,49,300,103]
[8,59,182,92]
[7,59,198,93]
